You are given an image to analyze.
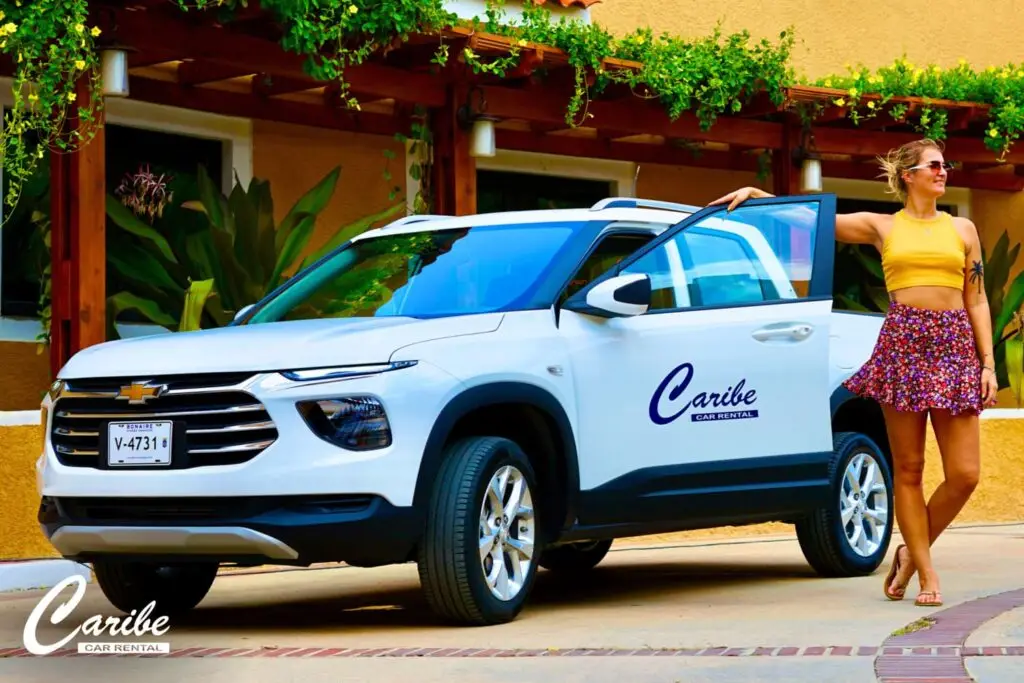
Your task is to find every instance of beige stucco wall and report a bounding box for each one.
[251,120,406,267]
[590,0,1024,79]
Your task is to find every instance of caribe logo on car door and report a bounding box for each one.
[649,362,759,425]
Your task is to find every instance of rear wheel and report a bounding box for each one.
[539,540,613,572]
[796,431,894,577]
[417,436,542,625]
[93,560,218,617]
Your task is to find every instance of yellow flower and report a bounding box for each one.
[27,92,36,101]
[1017,71,1024,78]
[834,97,846,107]
[75,59,85,70]
[867,100,876,109]
[74,23,84,33]
[517,38,527,47]
[67,92,76,102]
[868,75,879,84]
[823,78,832,87]
[2,21,16,34]
[848,87,858,97]
[990,128,1000,138]
[90,26,101,37]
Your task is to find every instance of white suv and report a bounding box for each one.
[36,194,893,625]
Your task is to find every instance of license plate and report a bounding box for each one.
[107,421,173,467]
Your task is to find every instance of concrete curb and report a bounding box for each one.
[0,560,92,593]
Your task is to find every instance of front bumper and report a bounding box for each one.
[38,493,422,567]
[37,362,463,504]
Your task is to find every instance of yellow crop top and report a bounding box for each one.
[881,210,966,292]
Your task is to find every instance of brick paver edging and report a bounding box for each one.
[875,587,1024,683]
[0,644,1021,659]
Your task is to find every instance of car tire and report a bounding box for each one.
[539,540,613,572]
[417,436,542,626]
[92,560,219,617]
[796,431,894,577]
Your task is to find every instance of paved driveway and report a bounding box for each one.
[2,524,1022,682]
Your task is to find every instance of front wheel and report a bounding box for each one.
[796,431,894,577]
[417,436,541,625]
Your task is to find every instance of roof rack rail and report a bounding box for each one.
[590,197,702,214]
[383,214,450,228]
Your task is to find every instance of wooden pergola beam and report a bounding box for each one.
[495,129,763,172]
[177,60,254,86]
[810,126,1024,165]
[109,4,448,107]
[128,76,409,138]
[481,85,784,148]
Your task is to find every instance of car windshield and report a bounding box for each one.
[244,221,583,322]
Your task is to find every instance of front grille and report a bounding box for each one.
[50,373,279,469]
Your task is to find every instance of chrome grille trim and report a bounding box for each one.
[55,404,264,420]
[49,373,278,469]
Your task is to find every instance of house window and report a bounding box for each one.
[0,128,49,322]
[477,170,612,213]
[0,97,250,342]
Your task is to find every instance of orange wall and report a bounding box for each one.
[635,163,763,206]
[251,120,406,266]
[0,342,50,411]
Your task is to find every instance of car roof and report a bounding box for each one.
[353,204,700,241]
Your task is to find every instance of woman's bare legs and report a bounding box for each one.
[888,409,981,602]
[881,406,939,601]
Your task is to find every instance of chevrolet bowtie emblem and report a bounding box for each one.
[116,381,168,405]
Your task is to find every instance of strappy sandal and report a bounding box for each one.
[915,590,943,607]
[884,544,909,601]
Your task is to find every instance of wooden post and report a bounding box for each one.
[772,114,802,197]
[49,79,106,377]
[430,83,477,216]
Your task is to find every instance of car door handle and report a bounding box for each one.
[751,323,814,342]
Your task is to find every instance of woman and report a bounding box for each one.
[709,138,998,608]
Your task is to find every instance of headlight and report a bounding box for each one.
[297,396,392,450]
[280,360,417,382]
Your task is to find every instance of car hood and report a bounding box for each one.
[58,314,504,379]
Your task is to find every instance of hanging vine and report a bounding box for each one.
[3,0,1024,211]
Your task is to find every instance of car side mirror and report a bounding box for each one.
[563,273,651,318]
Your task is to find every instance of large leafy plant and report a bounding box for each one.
[982,230,1024,396]
[105,164,404,335]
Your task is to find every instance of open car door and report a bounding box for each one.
[558,193,838,527]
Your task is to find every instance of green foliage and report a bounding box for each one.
[833,243,890,314]
[465,3,796,130]
[106,163,404,335]
[5,0,1024,211]
[0,0,103,210]
[813,58,1024,160]
[982,230,1024,392]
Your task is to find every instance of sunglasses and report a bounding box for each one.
[908,161,956,173]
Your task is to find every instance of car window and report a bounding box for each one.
[246,221,584,322]
[562,233,654,302]
[616,200,820,310]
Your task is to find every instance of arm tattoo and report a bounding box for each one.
[969,260,984,294]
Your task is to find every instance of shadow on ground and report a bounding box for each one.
[165,557,821,632]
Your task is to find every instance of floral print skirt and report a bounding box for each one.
[842,301,984,416]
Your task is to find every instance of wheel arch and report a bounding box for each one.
[830,386,892,469]
[413,381,581,541]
